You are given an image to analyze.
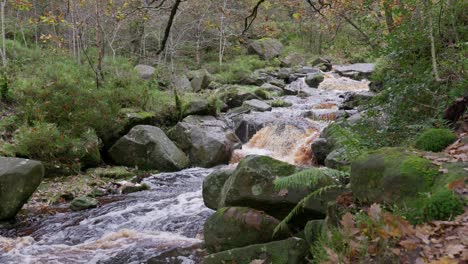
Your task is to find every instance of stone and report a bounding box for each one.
[203,238,309,264]
[260,83,284,96]
[109,125,189,171]
[184,99,216,116]
[171,74,192,91]
[243,99,272,112]
[121,183,150,194]
[187,69,212,92]
[87,166,134,179]
[0,158,44,220]
[334,63,375,80]
[324,148,350,170]
[311,57,332,71]
[70,196,98,211]
[351,148,439,205]
[305,72,325,88]
[202,169,234,210]
[248,38,284,60]
[281,53,306,67]
[204,207,289,253]
[134,64,156,80]
[341,92,375,110]
[311,138,332,165]
[169,116,241,167]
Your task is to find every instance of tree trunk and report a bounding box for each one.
[383,0,394,33]
[0,1,6,67]
[95,0,104,88]
[423,0,441,82]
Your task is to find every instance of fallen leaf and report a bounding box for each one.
[341,213,355,229]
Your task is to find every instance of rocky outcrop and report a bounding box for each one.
[187,69,212,92]
[351,148,439,205]
[204,207,289,253]
[109,125,189,171]
[248,38,284,60]
[169,116,241,167]
[334,63,375,80]
[203,169,234,210]
[203,237,309,264]
[0,158,44,220]
[134,64,156,80]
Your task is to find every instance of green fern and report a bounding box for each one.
[329,125,366,160]
[273,167,349,236]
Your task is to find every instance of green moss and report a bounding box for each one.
[254,89,271,100]
[270,99,292,107]
[87,166,134,179]
[400,155,439,187]
[425,189,464,221]
[415,128,457,152]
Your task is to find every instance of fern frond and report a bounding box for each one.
[274,167,347,190]
[273,184,344,236]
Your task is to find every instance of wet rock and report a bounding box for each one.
[281,53,306,67]
[334,63,375,80]
[87,189,106,198]
[219,88,260,109]
[183,99,216,116]
[305,72,325,88]
[203,169,235,210]
[248,38,284,60]
[311,57,332,71]
[171,74,192,91]
[351,148,439,205]
[277,68,293,80]
[169,116,241,167]
[70,196,98,211]
[301,66,320,74]
[203,237,308,264]
[311,138,332,165]
[134,64,155,80]
[204,207,289,253]
[187,69,212,92]
[0,157,44,220]
[218,155,339,220]
[260,83,284,96]
[232,113,276,143]
[109,125,189,171]
[268,78,286,89]
[121,183,150,194]
[243,99,272,112]
[87,166,134,179]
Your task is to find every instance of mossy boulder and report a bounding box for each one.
[202,168,234,210]
[415,128,457,152]
[248,38,284,60]
[0,157,44,220]
[305,72,325,88]
[109,125,189,171]
[87,166,134,179]
[351,148,439,205]
[203,237,308,264]
[187,69,212,92]
[204,207,289,253]
[304,220,325,245]
[218,155,338,220]
[70,196,98,211]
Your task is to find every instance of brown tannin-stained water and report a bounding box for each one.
[0,74,369,264]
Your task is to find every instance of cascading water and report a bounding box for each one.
[0,72,369,264]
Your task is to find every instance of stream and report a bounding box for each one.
[0,74,369,264]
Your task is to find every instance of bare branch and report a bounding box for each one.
[242,0,266,35]
[156,0,182,55]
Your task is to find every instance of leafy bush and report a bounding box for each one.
[415,128,458,152]
[424,189,464,221]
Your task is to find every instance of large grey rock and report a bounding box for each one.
[204,207,289,253]
[203,169,234,210]
[171,74,192,91]
[243,99,272,112]
[334,63,375,80]
[169,116,241,167]
[183,99,216,116]
[260,83,284,96]
[281,53,306,67]
[109,125,189,171]
[203,238,309,264]
[311,138,332,165]
[0,158,44,220]
[305,72,325,88]
[187,69,212,92]
[248,38,284,60]
[134,64,156,80]
[218,155,340,220]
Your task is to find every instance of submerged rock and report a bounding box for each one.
[351,148,439,204]
[203,237,308,264]
[169,116,241,167]
[204,207,289,253]
[109,125,189,171]
[202,169,234,210]
[248,38,284,60]
[70,196,98,211]
[0,158,44,220]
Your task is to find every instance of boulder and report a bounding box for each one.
[187,69,212,92]
[0,158,44,220]
[311,57,332,71]
[334,63,375,80]
[203,237,308,264]
[243,99,272,112]
[248,38,284,60]
[311,138,332,165]
[218,155,339,220]
[324,148,350,170]
[261,83,284,96]
[184,99,216,116]
[341,92,374,110]
[171,74,192,91]
[281,53,306,67]
[87,166,134,179]
[70,196,98,211]
[134,64,156,80]
[80,129,102,168]
[169,116,241,167]
[109,125,189,171]
[351,148,439,205]
[204,207,289,253]
[203,169,234,210]
[305,72,325,88]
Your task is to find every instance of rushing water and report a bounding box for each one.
[0,74,369,264]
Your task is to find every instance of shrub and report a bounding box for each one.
[424,189,464,221]
[415,128,457,152]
